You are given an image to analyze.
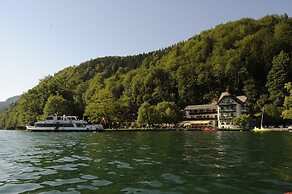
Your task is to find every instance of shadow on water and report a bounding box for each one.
[0,130,292,193]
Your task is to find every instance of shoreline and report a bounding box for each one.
[3,127,291,132]
[96,128,289,133]
[101,128,291,132]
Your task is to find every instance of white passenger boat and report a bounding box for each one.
[26,115,103,132]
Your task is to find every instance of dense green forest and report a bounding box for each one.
[1,15,292,129]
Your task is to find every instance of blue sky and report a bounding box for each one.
[0,0,291,101]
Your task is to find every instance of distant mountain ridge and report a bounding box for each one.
[0,96,20,110]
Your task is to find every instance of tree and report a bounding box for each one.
[137,102,158,127]
[17,91,46,125]
[43,95,70,117]
[176,64,198,106]
[274,21,292,51]
[143,68,177,104]
[263,103,282,126]
[155,101,181,124]
[84,89,119,126]
[282,82,292,119]
[256,94,269,111]
[266,51,289,106]
[243,79,259,111]
[233,114,250,129]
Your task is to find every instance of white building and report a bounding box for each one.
[217,92,249,129]
[182,103,217,129]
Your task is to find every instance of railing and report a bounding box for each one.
[186,118,217,121]
[191,116,217,119]
[219,116,235,120]
[219,109,236,113]
[187,110,217,115]
[218,102,237,105]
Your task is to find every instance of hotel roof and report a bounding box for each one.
[236,95,247,103]
[185,103,217,110]
[217,92,247,104]
[218,92,231,102]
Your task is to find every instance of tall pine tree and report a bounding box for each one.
[282,82,292,119]
[266,51,289,106]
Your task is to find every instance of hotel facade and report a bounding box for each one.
[183,103,217,129]
[182,92,249,129]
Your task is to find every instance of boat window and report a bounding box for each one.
[66,116,78,121]
[35,123,57,127]
[60,123,75,127]
[46,117,53,120]
[35,123,75,128]
[76,123,86,127]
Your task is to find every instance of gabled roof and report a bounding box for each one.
[236,95,247,103]
[217,92,247,105]
[218,92,231,103]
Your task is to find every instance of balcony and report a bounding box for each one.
[188,109,217,115]
[219,109,236,113]
[219,115,235,120]
[218,102,237,106]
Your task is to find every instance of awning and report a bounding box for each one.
[179,120,211,126]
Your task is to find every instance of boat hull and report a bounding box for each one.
[26,115,104,132]
[26,125,103,132]
[252,127,271,132]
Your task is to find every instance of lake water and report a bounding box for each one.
[0,130,292,194]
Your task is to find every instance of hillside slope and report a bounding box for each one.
[1,15,291,129]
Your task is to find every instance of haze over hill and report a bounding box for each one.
[0,96,20,110]
[0,15,291,129]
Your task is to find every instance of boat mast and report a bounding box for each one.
[260,108,264,129]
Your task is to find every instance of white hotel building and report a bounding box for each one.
[183,92,249,129]
[217,92,249,129]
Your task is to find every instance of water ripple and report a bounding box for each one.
[80,174,97,180]
[0,183,42,194]
[108,160,134,169]
[138,180,163,188]
[121,187,183,194]
[161,173,185,184]
[91,179,113,187]
[41,190,80,194]
[1,131,292,193]
[42,178,86,187]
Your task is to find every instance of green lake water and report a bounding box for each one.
[0,130,292,194]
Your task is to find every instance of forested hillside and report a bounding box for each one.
[1,15,292,129]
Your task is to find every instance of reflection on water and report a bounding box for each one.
[0,130,292,193]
